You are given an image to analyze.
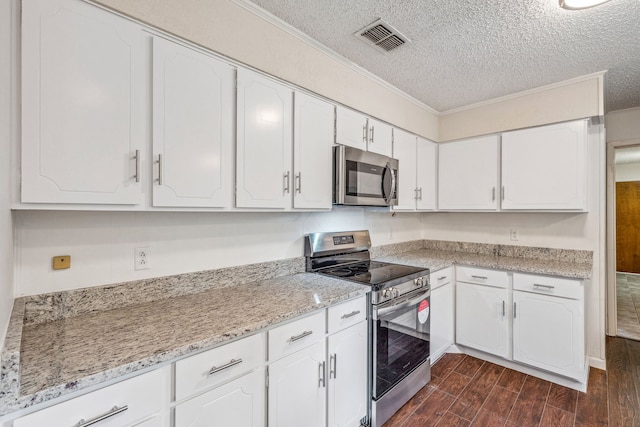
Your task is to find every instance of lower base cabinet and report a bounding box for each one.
[268,341,327,427]
[174,368,264,427]
[430,269,454,362]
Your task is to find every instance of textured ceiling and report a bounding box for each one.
[246,0,640,112]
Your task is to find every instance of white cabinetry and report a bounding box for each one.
[455,267,510,358]
[438,135,500,211]
[151,36,234,208]
[14,368,169,427]
[293,92,334,210]
[393,130,437,211]
[236,68,293,209]
[430,268,454,363]
[512,273,585,379]
[21,0,145,205]
[501,120,587,211]
[336,106,392,156]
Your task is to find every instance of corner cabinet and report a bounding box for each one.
[501,120,588,211]
[21,0,145,205]
[151,36,234,208]
[393,130,437,211]
[438,135,500,211]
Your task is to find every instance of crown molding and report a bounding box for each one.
[440,70,608,116]
[228,0,440,116]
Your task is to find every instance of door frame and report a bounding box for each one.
[606,138,640,335]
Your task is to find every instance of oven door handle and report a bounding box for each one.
[375,289,429,318]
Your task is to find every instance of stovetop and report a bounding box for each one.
[318,260,428,287]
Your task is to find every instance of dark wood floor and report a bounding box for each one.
[383,336,640,427]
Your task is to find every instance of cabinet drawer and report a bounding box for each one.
[327,296,367,334]
[175,332,264,401]
[456,266,509,288]
[268,310,325,361]
[431,267,452,289]
[14,368,168,427]
[513,273,583,300]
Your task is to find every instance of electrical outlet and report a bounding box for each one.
[510,229,519,241]
[135,247,151,270]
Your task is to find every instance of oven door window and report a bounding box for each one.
[346,160,387,199]
[374,293,430,400]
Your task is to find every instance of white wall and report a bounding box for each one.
[615,162,640,182]
[0,0,15,347]
[14,209,423,296]
[606,107,640,142]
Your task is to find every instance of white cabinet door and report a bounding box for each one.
[501,120,587,211]
[430,281,454,363]
[456,282,509,358]
[392,129,418,211]
[152,36,234,208]
[416,137,437,211]
[21,0,144,204]
[513,291,584,379]
[438,135,500,210]
[268,341,326,427]
[336,106,367,151]
[293,92,334,210]
[236,69,292,208]
[367,118,393,157]
[327,321,367,427]
[174,369,264,427]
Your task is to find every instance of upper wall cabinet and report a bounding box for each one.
[21,0,145,204]
[293,92,334,210]
[151,36,234,208]
[236,68,293,209]
[438,135,500,211]
[501,120,588,211]
[393,130,437,211]
[336,106,392,157]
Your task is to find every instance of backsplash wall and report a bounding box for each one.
[14,209,423,296]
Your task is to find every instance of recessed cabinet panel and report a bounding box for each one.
[438,135,500,211]
[392,129,418,211]
[513,291,584,379]
[502,120,587,211]
[152,37,234,208]
[21,0,144,204]
[236,69,292,208]
[293,92,334,210]
[416,137,437,211]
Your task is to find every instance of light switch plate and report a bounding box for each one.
[52,255,71,270]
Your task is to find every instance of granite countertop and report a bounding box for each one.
[0,272,369,417]
[375,249,593,279]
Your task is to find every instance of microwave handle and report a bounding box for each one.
[383,163,396,205]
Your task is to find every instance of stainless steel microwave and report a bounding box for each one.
[333,145,398,207]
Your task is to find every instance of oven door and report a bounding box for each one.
[334,145,398,206]
[372,288,430,400]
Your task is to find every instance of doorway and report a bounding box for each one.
[609,144,640,340]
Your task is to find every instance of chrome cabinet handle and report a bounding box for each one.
[418,188,423,200]
[533,283,555,290]
[73,405,128,427]
[492,187,496,201]
[514,302,517,318]
[290,330,312,342]
[471,275,488,280]
[501,186,505,200]
[329,354,337,379]
[341,310,360,319]
[414,188,418,201]
[283,171,290,194]
[133,150,140,183]
[209,358,243,375]
[502,300,505,317]
[295,173,301,193]
[156,154,162,185]
[362,123,367,143]
[369,126,374,143]
[438,276,447,281]
[319,361,326,387]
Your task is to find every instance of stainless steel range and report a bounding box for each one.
[305,230,431,427]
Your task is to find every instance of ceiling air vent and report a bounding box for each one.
[355,19,409,53]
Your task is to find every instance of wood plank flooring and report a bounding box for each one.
[383,336,640,427]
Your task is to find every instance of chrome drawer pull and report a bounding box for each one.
[438,276,447,281]
[290,330,313,342]
[73,405,128,427]
[533,283,555,290]
[341,310,360,319]
[208,358,243,375]
[471,275,488,280]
